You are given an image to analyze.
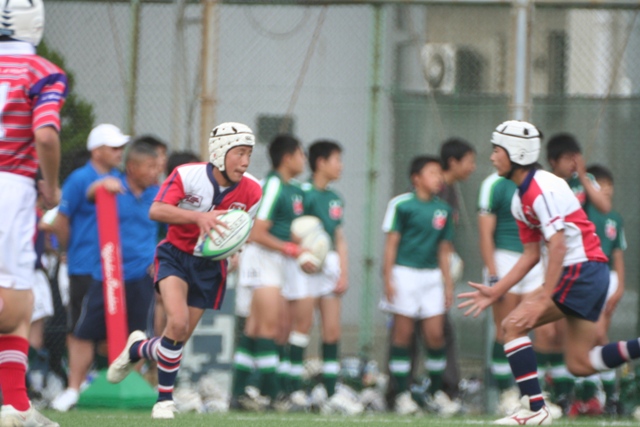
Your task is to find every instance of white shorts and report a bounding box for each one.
[308,251,340,298]
[606,270,618,302]
[379,265,445,319]
[483,249,544,295]
[32,270,54,322]
[0,172,37,290]
[238,242,309,300]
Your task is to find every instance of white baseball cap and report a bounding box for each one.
[86,124,130,151]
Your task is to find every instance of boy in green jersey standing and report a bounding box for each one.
[545,134,611,413]
[235,134,316,409]
[300,140,363,414]
[581,164,626,416]
[380,155,460,416]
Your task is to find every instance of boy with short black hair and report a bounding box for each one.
[235,134,315,409]
[380,155,459,416]
[546,133,610,214]
[575,164,626,416]
[302,140,362,414]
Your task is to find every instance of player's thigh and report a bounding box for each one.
[417,268,446,319]
[289,297,314,333]
[564,316,600,376]
[420,314,445,349]
[391,314,416,347]
[158,275,190,335]
[251,286,283,337]
[318,296,341,342]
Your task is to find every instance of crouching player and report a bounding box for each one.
[459,120,640,425]
[380,155,460,416]
[106,122,262,419]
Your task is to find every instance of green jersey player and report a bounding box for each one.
[586,164,626,415]
[380,155,459,416]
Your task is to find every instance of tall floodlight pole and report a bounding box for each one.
[511,0,533,121]
[200,0,220,159]
[360,4,384,357]
[125,0,141,136]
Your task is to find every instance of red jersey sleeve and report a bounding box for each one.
[155,169,186,205]
[30,69,67,132]
[516,218,541,244]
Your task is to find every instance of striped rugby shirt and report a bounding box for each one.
[0,42,67,179]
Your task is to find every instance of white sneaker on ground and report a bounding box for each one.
[107,330,147,384]
[322,389,364,415]
[493,405,552,425]
[433,390,461,417]
[394,391,419,415]
[151,400,177,419]
[309,384,328,409]
[1,403,60,426]
[237,386,269,412]
[540,392,563,419]
[49,388,79,412]
[497,388,522,416]
[289,390,310,410]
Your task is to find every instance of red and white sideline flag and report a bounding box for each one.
[95,187,128,364]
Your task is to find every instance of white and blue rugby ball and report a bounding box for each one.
[201,209,252,261]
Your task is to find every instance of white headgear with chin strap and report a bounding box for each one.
[491,120,541,166]
[208,122,255,172]
[0,0,44,46]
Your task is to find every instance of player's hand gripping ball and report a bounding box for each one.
[200,210,252,260]
[291,215,330,270]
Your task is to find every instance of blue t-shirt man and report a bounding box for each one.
[59,161,120,276]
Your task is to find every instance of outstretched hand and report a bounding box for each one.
[457,281,498,318]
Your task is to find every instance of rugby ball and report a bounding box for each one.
[449,251,464,283]
[297,228,331,269]
[200,210,252,261]
[291,215,324,241]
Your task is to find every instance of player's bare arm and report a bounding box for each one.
[382,231,400,303]
[458,241,540,317]
[478,213,498,277]
[333,226,348,295]
[86,177,124,201]
[605,249,625,316]
[575,153,611,213]
[149,201,227,236]
[438,240,454,309]
[35,126,61,208]
[51,213,70,253]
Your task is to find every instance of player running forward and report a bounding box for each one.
[106,122,262,419]
[380,155,460,416]
[478,172,561,417]
[301,140,362,415]
[0,0,67,425]
[458,120,640,425]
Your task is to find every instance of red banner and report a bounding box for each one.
[95,187,128,364]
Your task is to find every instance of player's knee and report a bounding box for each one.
[501,318,527,342]
[166,318,189,341]
[566,356,595,377]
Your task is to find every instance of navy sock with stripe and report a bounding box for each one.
[504,337,544,411]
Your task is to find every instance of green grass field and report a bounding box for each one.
[42,410,640,426]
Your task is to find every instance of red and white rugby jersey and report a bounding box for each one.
[155,162,262,255]
[511,169,607,266]
[0,42,67,179]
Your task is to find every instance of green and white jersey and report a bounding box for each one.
[586,205,626,269]
[566,172,598,211]
[256,171,305,242]
[382,192,454,269]
[301,181,344,247]
[477,173,523,253]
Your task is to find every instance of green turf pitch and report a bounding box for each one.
[42,410,640,427]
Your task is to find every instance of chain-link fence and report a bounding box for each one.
[39,0,640,391]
